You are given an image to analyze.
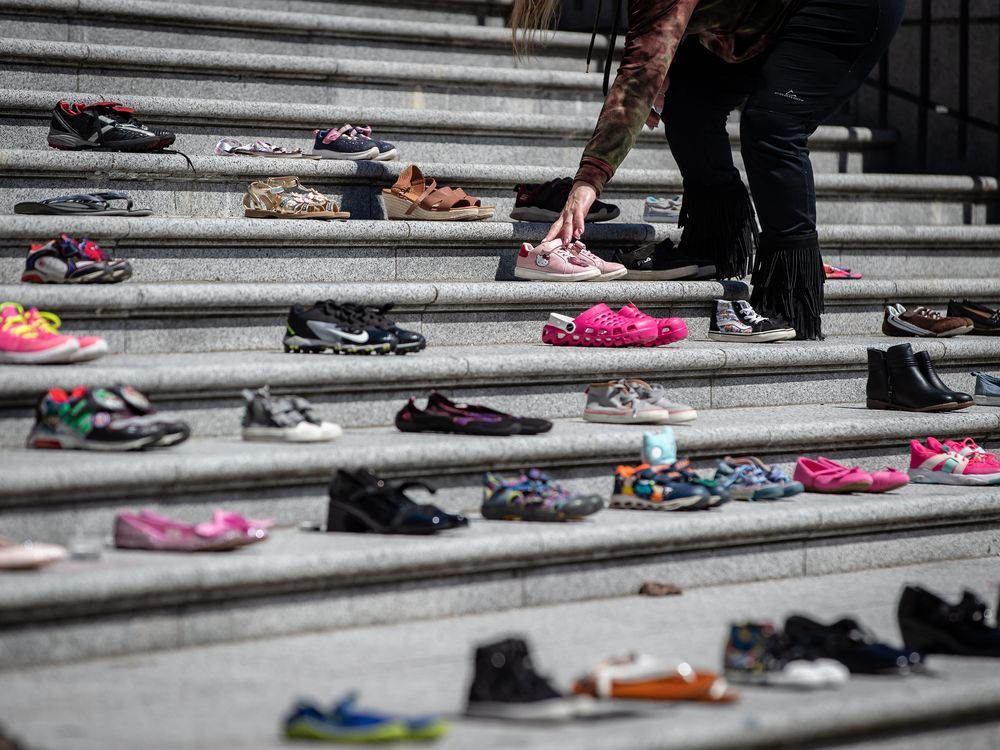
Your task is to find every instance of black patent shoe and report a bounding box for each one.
[326,468,463,535]
[784,615,922,674]
[898,585,1000,657]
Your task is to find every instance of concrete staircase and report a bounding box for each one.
[3,0,1000,747]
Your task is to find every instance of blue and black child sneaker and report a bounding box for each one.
[48,100,174,151]
[310,124,387,160]
[285,693,449,742]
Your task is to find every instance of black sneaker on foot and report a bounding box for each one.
[613,239,714,281]
[341,302,426,354]
[509,177,619,223]
[466,637,587,720]
[48,101,175,151]
[284,300,398,355]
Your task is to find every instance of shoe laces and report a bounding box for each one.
[23,308,62,335]
[0,304,38,339]
[735,300,766,325]
[911,306,945,320]
[317,124,368,144]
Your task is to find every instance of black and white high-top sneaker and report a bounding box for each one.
[708,299,796,343]
[283,300,398,355]
[47,101,175,152]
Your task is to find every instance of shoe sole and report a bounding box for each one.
[27,427,162,451]
[514,267,602,282]
[284,335,395,355]
[884,318,975,337]
[865,399,969,412]
[725,486,787,501]
[583,410,675,424]
[587,267,630,282]
[805,480,874,494]
[466,699,582,721]
[609,494,707,511]
[975,394,1000,406]
[908,467,1000,485]
[242,426,335,443]
[707,330,797,343]
[382,192,482,221]
[47,131,166,151]
[309,147,381,160]
[509,206,619,223]
[0,339,79,364]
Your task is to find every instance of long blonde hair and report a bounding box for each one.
[510,0,562,58]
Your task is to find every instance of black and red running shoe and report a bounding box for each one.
[47,100,175,151]
[426,392,552,435]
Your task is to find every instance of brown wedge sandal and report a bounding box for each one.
[243,176,349,220]
[382,165,483,221]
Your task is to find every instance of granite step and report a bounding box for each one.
[171,0,513,26]
[0,0,606,71]
[0,337,994,448]
[0,89,895,174]
[4,402,1000,542]
[1,217,997,283]
[4,556,999,748]
[3,277,1000,352]
[2,151,994,225]
[2,478,1000,667]
[0,38,606,115]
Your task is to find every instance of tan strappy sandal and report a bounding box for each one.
[243,176,349,220]
[382,165,484,221]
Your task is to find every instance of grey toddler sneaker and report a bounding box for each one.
[972,371,1000,406]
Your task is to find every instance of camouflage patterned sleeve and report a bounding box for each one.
[574,0,701,194]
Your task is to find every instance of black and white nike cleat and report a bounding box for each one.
[283,300,399,355]
[341,302,426,354]
[47,101,175,152]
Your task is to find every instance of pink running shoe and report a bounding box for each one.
[22,306,107,363]
[542,303,659,347]
[908,438,1000,485]
[943,437,1000,462]
[793,456,874,493]
[514,239,600,282]
[618,303,688,346]
[0,302,79,364]
[816,456,908,493]
[566,240,628,281]
[115,511,247,552]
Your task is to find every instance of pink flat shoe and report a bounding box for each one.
[816,456,908,493]
[793,457,874,493]
[617,303,688,346]
[204,509,273,545]
[116,511,245,552]
[542,303,659,347]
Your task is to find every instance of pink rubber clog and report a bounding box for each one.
[617,303,688,346]
[542,303,659,347]
[793,457,874,494]
[815,456,908,493]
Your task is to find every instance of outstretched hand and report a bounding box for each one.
[544,183,597,245]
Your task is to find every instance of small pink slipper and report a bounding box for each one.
[116,511,246,552]
[816,457,908,493]
[542,303,659,347]
[617,303,688,346]
[793,457,874,493]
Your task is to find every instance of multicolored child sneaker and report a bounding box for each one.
[909,437,1000,486]
[654,459,729,508]
[0,302,79,364]
[617,303,688,346]
[482,470,603,521]
[21,234,111,284]
[714,463,786,501]
[724,622,849,690]
[109,384,192,447]
[309,125,381,160]
[542,303,659,347]
[717,456,804,497]
[20,305,108,363]
[75,237,132,281]
[514,239,601,282]
[27,387,166,451]
[565,240,628,281]
[286,694,447,742]
[611,464,711,511]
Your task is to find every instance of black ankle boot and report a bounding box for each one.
[677,179,758,280]
[750,231,824,340]
[867,343,962,411]
[914,350,974,406]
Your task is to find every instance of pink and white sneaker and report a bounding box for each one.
[566,240,628,281]
[0,302,79,364]
[943,437,1000,462]
[543,303,659,347]
[618,303,688,346]
[22,307,108,363]
[514,239,600,282]
[908,437,1000,485]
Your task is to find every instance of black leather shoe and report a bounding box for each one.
[867,343,963,411]
[898,585,1000,657]
[914,350,974,406]
[784,615,922,674]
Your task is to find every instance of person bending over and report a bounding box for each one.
[511,0,904,339]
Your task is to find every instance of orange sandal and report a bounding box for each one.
[572,653,738,703]
[382,165,490,221]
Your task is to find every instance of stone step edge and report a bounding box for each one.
[2,150,994,197]
[6,216,1000,248]
[4,489,1000,624]
[1,0,601,55]
[0,88,896,147]
[3,406,999,501]
[5,277,1000,314]
[0,338,995,403]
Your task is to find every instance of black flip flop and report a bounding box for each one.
[14,191,152,216]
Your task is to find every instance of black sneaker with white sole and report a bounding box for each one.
[613,239,715,281]
[284,300,398,355]
[708,299,796,343]
[48,101,175,151]
[340,302,426,354]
